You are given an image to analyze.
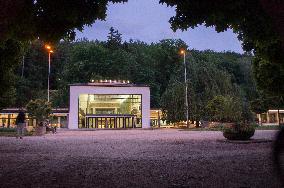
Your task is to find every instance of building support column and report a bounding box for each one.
[57,116,61,128]
[257,114,262,126]
[276,111,280,126]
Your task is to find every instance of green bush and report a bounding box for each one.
[223,123,255,140]
[0,128,16,132]
[26,99,52,126]
[206,95,242,123]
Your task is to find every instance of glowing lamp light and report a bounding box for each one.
[45,45,51,50]
[180,50,185,55]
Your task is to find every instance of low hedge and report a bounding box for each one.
[223,123,255,140]
[0,128,16,132]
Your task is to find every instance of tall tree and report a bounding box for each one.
[159,0,284,96]
[107,27,123,49]
[160,49,250,126]
[161,81,185,124]
[0,39,21,108]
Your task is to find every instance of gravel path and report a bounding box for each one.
[0,129,282,188]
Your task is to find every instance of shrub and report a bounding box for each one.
[205,95,242,123]
[26,99,52,126]
[223,123,255,140]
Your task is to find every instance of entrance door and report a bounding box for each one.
[105,118,115,128]
[85,116,136,129]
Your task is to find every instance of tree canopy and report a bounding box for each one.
[160,0,284,97]
[0,0,126,42]
[0,0,127,109]
[160,49,257,125]
[0,39,21,109]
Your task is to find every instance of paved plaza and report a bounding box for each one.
[0,129,282,187]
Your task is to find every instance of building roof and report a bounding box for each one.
[69,81,149,87]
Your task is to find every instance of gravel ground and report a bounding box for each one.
[0,129,282,188]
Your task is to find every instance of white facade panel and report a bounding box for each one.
[68,85,150,129]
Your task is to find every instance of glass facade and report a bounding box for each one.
[49,115,68,128]
[78,94,142,128]
[260,112,284,124]
[260,114,267,123]
[0,113,33,128]
[0,113,68,128]
[0,114,18,128]
[268,113,277,123]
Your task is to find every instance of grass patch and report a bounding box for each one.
[0,127,35,137]
[179,127,224,131]
[0,132,35,137]
[255,125,284,130]
[181,124,284,131]
[0,132,17,137]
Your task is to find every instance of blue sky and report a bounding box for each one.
[76,0,244,53]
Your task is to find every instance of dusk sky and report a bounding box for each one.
[76,0,244,53]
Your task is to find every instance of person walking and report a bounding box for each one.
[16,111,26,139]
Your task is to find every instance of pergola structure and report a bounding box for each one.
[257,110,284,125]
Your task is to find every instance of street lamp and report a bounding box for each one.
[45,45,54,102]
[180,49,189,128]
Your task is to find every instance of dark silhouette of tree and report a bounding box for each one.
[0,0,126,42]
[160,0,284,97]
[107,27,123,49]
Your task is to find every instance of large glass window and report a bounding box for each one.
[0,113,33,128]
[78,94,142,128]
[260,114,267,123]
[280,113,284,124]
[269,113,277,123]
[0,114,17,128]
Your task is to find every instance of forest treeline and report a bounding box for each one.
[11,28,281,124]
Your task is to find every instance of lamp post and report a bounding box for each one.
[180,50,189,128]
[45,45,54,102]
